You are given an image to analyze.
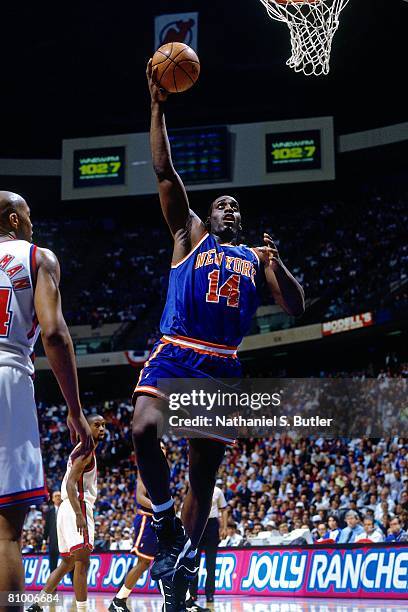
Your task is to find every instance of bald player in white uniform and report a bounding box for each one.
[0,191,93,608]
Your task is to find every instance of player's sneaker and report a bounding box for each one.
[108,597,131,612]
[159,568,190,612]
[186,598,210,612]
[174,547,199,582]
[26,605,43,612]
[151,515,190,580]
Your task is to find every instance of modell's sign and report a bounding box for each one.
[322,312,373,336]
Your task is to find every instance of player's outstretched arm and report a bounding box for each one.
[34,248,93,454]
[147,59,205,243]
[255,233,305,317]
[66,453,94,535]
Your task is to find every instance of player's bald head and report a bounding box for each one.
[0,191,32,241]
[87,414,104,424]
[0,191,27,219]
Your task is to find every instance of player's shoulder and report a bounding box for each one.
[35,247,60,270]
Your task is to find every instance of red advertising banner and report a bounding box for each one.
[322,312,374,336]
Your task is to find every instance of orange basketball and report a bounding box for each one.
[152,42,200,94]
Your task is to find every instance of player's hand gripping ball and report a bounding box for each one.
[151,42,200,93]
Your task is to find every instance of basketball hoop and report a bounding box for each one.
[258,0,350,76]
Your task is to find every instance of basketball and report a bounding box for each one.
[151,42,200,94]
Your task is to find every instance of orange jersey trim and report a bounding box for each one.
[161,335,237,358]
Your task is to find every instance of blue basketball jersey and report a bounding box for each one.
[160,233,262,347]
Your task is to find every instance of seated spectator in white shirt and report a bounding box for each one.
[109,532,131,551]
[220,523,243,547]
[355,517,384,543]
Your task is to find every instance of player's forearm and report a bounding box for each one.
[150,103,174,178]
[265,262,305,316]
[66,481,83,517]
[41,327,81,415]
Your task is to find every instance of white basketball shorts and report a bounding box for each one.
[57,498,94,556]
[0,366,47,508]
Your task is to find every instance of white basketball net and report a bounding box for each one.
[258,0,350,76]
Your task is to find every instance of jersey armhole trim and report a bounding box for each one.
[171,232,209,269]
[29,244,38,291]
[249,247,260,267]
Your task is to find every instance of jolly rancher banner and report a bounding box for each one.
[25,544,408,599]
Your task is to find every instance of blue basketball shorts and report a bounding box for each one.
[131,510,158,560]
[133,334,242,444]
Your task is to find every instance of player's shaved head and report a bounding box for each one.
[87,414,104,424]
[0,191,26,221]
[0,191,32,241]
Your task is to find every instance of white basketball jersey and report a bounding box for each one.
[0,239,40,376]
[61,445,98,508]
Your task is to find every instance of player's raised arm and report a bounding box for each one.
[255,233,305,317]
[147,59,205,243]
[34,247,93,454]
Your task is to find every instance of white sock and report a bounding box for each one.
[152,498,174,513]
[117,586,132,599]
[76,601,87,611]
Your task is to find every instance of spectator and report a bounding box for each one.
[327,516,340,542]
[356,517,384,543]
[385,517,408,543]
[220,523,243,547]
[338,511,365,543]
[315,523,329,542]
[110,531,131,551]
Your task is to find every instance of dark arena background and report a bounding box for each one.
[1,1,407,610]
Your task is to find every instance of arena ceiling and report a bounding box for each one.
[0,1,407,158]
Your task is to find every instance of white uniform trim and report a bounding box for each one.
[170,232,209,269]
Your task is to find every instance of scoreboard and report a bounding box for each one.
[168,126,230,184]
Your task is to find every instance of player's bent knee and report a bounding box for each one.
[72,548,91,566]
[139,557,151,570]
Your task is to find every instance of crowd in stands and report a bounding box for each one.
[22,363,408,554]
[32,192,408,346]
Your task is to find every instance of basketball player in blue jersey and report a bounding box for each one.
[131,60,305,611]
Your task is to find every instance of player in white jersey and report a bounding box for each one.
[0,191,93,606]
[27,415,106,612]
